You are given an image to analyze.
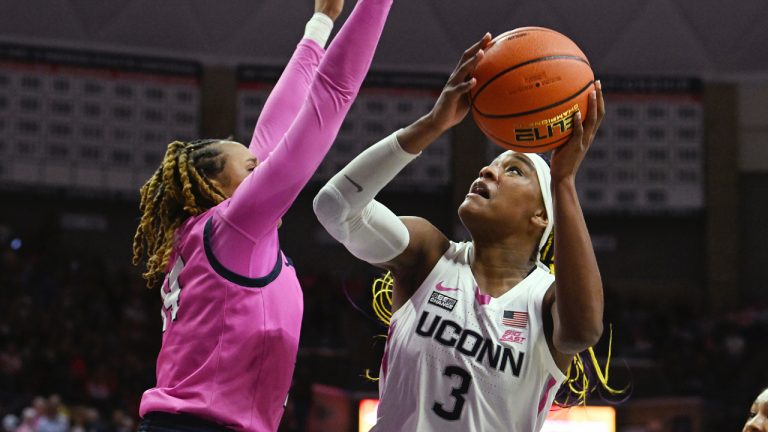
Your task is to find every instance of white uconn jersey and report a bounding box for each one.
[374,241,566,432]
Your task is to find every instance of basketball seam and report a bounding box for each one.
[474,79,594,119]
[471,55,590,108]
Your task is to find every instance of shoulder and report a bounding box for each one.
[384,216,451,311]
[174,208,220,248]
[389,216,449,274]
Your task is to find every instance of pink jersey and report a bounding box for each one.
[139,0,393,430]
[139,209,301,431]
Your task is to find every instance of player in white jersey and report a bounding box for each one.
[744,388,768,432]
[313,34,606,431]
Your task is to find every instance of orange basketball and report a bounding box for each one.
[470,27,594,153]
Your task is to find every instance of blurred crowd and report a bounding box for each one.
[1,237,766,431]
[0,239,158,432]
[604,293,768,428]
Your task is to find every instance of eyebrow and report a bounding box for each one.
[509,153,537,173]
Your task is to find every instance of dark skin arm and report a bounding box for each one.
[543,82,606,371]
[315,0,343,21]
[375,34,492,312]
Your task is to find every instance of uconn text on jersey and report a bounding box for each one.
[415,310,525,376]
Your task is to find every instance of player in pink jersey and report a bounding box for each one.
[131,0,393,430]
[314,35,606,431]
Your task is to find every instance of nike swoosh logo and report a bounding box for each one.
[435,281,460,292]
[344,175,363,193]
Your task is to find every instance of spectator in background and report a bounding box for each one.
[2,414,18,432]
[14,408,35,432]
[30,398,45,426]
[744,388,768,432]
[34,395,67,432]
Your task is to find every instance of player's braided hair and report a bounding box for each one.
[132,139,228,288]
[367,233,627,407]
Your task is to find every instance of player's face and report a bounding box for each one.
[213,141,258,198]
[744,389,768,432]
[458,151,547,239]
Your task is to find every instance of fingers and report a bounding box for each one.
[451,77,477,95]
[449,49,484,86]
[459,33,492,65]
[571,110,584,144]
[580,80,605,151]
[446,33,492,92]
[561,110,584,152]
[574,87,596,144]
[586,90,598,129]
[595,80,605,129]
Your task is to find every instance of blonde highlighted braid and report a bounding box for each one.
[367,231,626,406]
[132,139,229,288]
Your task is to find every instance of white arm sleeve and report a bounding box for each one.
[304,13,334,48]
[313,131,419,263]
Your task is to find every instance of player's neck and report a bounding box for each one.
[471,243,536,298]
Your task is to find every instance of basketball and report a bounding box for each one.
[470,27,594,152]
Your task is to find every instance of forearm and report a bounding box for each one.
[324,131,416,210]
[552,177,604,351]
[395,114,449,154]
[249,14,332,160]
[315,0,392,102]
[224,0,392,236]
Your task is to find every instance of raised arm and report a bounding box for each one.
[220,0,393,241]
[249,1,343,161]
[544,81,606,358]
[313,34,491,310]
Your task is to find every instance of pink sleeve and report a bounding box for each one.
[210,0,393,277]
[249,39,325,162]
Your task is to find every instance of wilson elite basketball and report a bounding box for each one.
[470,27,594,152]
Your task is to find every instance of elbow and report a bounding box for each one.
[554,321,603,354]
[313,185,343,223]
[313,185,348,241]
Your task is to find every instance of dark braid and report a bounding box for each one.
[540,230,555,273]
[132,139,228,288]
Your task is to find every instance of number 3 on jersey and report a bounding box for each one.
[433,366,472,421]
[160,257,184,332]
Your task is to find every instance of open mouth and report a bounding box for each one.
[470,181,490,199]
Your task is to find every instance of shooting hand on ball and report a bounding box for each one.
[426,33,492,132]
[550,80,605,182]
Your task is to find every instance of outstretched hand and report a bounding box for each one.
[315,0,343,21]
[427,33,492,132]
[550,80,605,182]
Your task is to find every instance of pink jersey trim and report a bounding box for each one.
[538,375,558,414]
[474,285,492,305]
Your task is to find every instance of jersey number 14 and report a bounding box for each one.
[160,257,184,332]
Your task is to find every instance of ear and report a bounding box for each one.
[531,207,548,230]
